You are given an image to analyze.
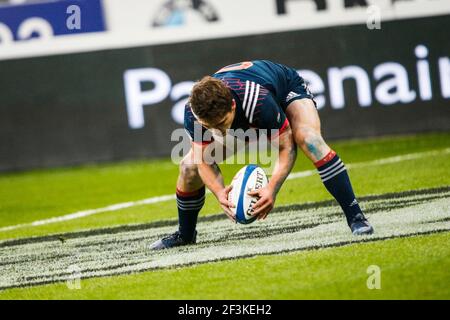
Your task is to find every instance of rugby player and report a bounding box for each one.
[150,60,373,250]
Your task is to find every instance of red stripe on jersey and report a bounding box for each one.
[279,118,289,133]
[270,118,290,140]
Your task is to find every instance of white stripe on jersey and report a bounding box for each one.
[242,81,260,122]
[249,84,260,123]
[243,80,250,113]
[245,81,256,118]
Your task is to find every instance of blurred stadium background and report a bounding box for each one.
[0,0,449,299]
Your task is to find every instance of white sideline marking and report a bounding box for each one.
[0,194,175,232]
[1,148,449,233]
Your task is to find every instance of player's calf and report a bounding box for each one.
[149,152,205,250]
[314,149,374,235]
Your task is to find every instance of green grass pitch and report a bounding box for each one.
[0,132,449,299]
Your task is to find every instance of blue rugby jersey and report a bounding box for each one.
[185,60,313,144]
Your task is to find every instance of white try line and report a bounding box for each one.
[1,148,449,233]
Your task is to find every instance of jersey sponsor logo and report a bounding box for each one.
[242,80,260,124]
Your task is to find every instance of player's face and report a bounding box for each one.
[199,100,236,136]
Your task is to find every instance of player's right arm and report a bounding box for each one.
[193,142,236,222]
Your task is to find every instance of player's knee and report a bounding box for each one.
[179,156,199,182]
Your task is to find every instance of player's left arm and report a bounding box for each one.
[249,125,297,220]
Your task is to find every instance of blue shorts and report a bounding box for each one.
[280,66,317,111]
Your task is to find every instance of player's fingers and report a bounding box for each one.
[260,208,271,220]
[262,204,274,220]
[222,206,236,222]
[252,196,266,209]
[228,200,236,208]
[223,202,235,218]
[247,189,260,197]
[252,199,264,215]
[222,199,236,208]
[223,204,235,217]
[256,206,268,219]
[225,215,234,223]
[259,208,271,220]
[252,200,269,216]
[224,185,233,193]
[219,197,235,208]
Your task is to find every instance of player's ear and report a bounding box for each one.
[231,99,236,110]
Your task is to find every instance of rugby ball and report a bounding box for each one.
[228,165,269,224]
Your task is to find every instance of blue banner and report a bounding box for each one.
[0,0,106,42]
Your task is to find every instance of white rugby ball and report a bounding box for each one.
[228,165,269,224]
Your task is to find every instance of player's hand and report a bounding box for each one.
[248,186,276,220]
[216,185,236,222]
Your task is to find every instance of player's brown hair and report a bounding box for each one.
[189,76,233,125]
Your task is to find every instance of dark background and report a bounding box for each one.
[1,15,449,171]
